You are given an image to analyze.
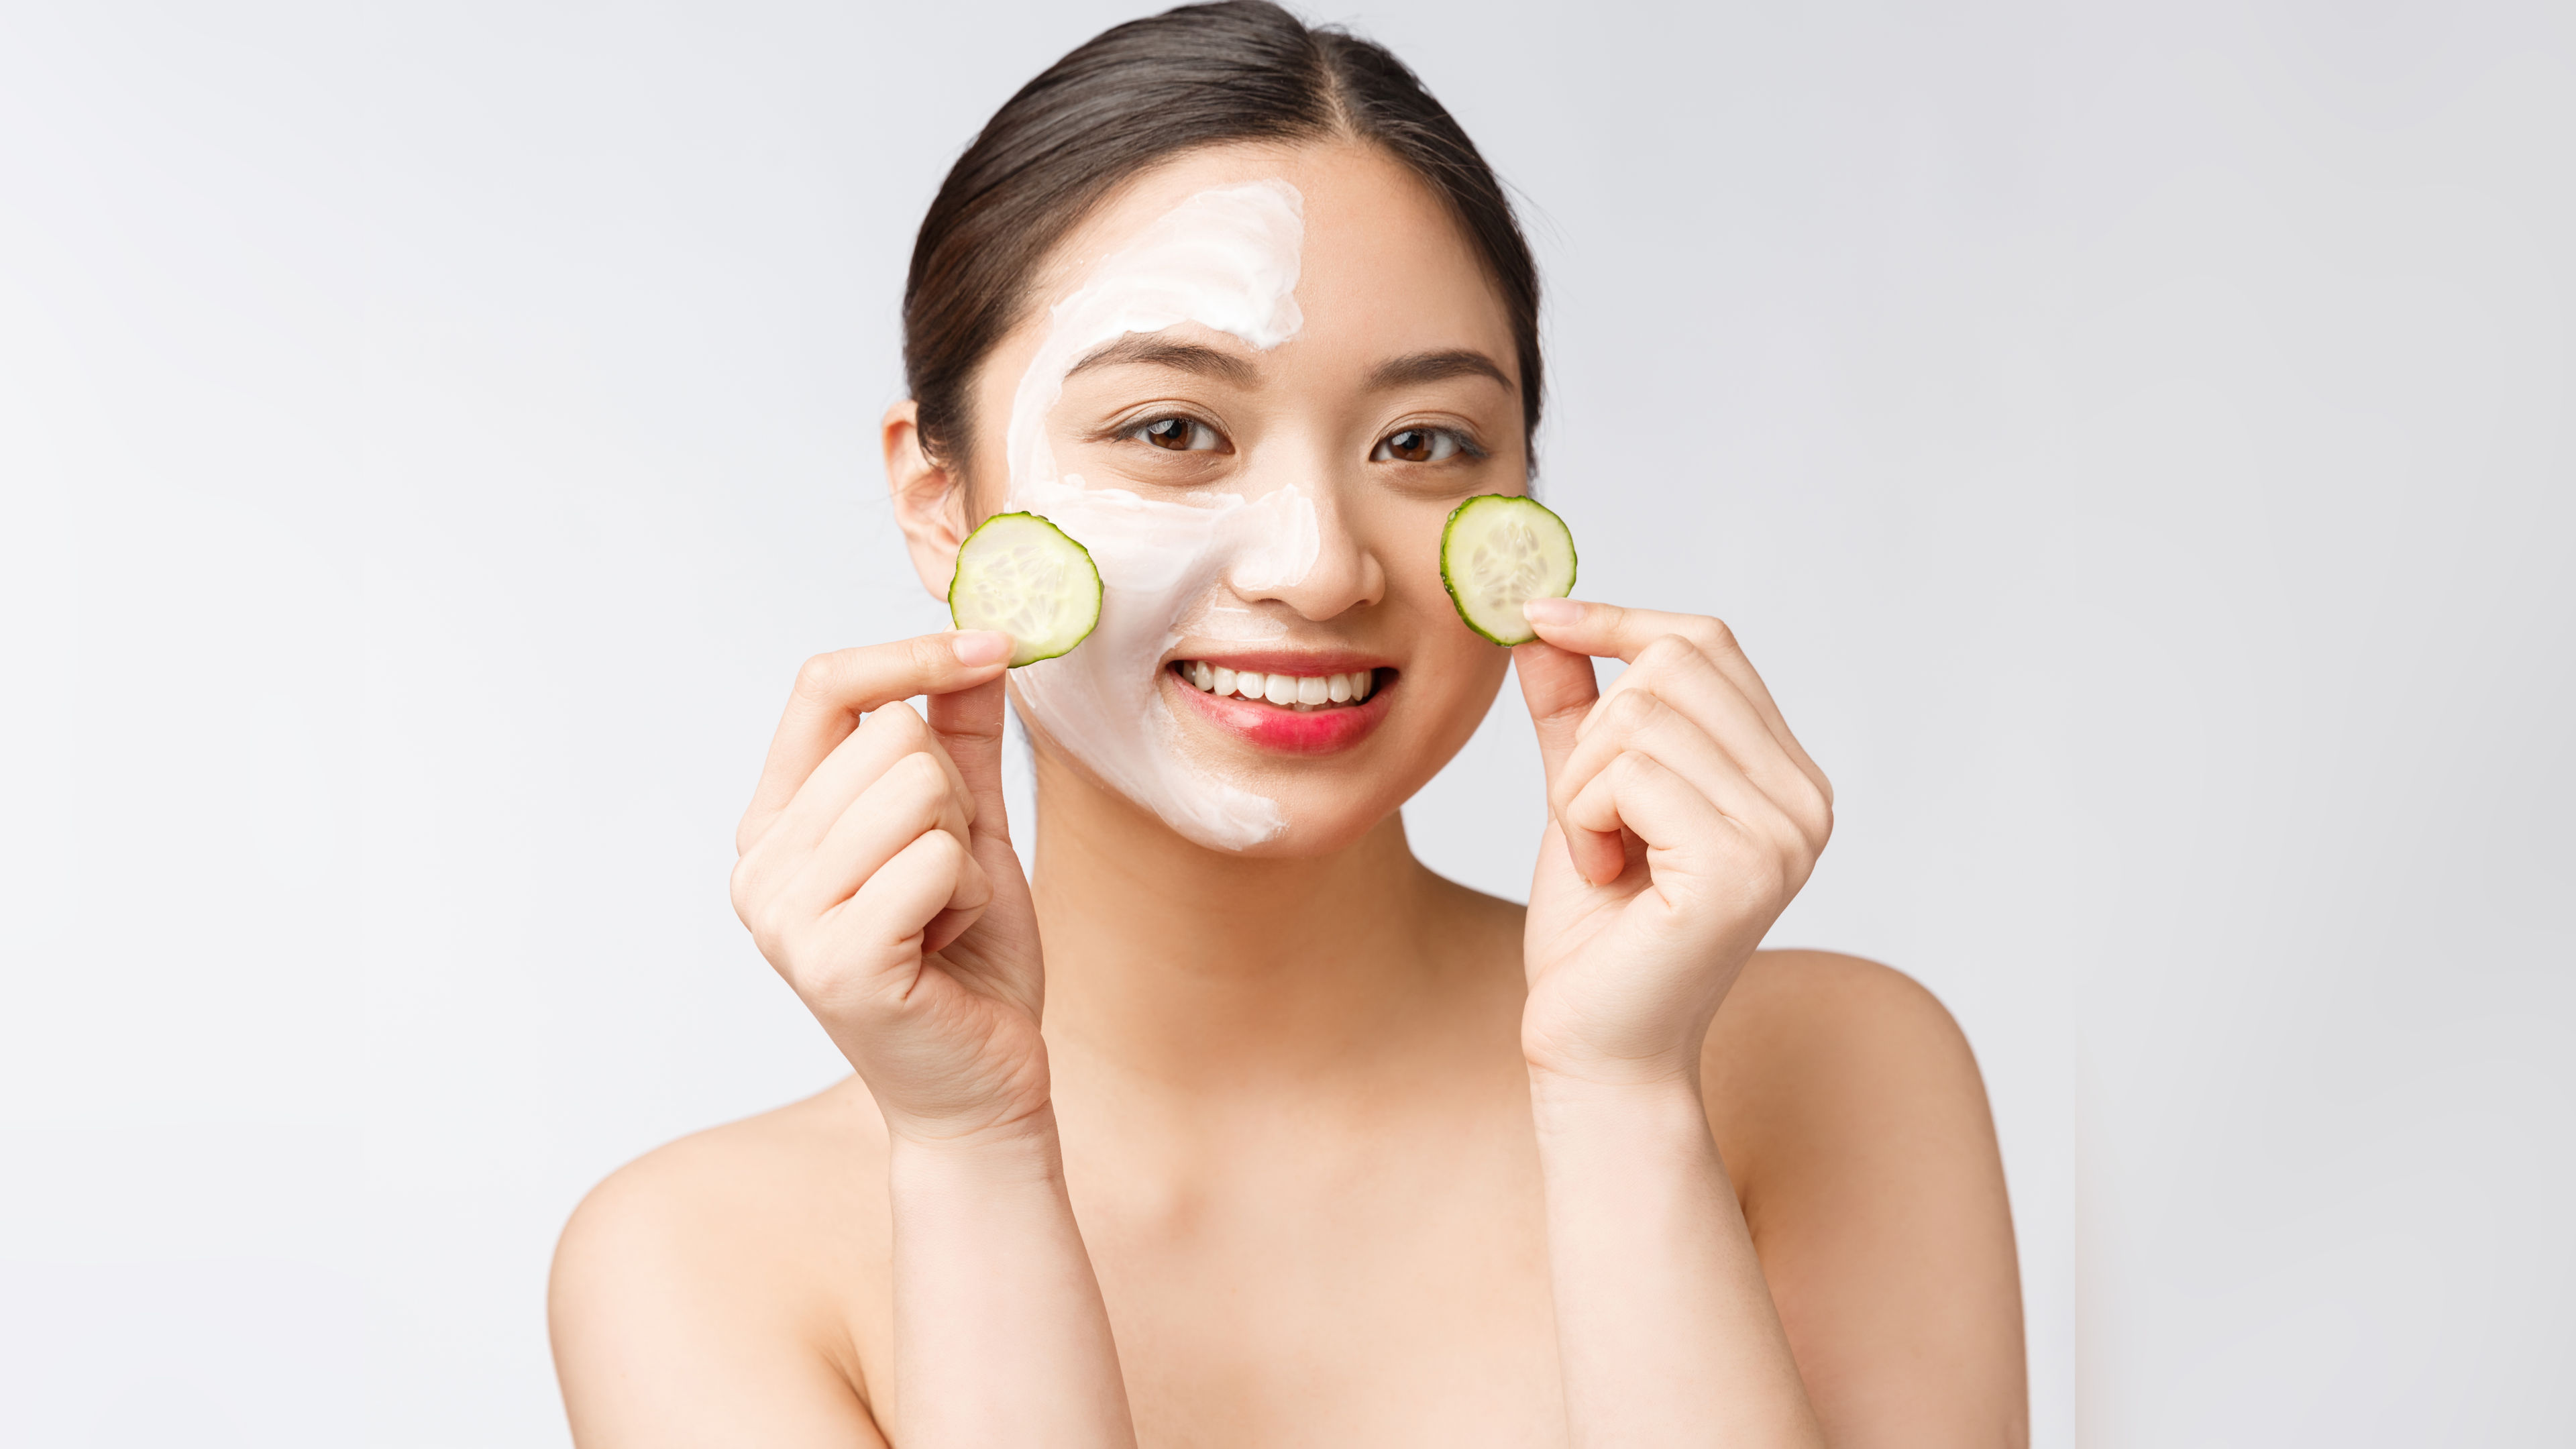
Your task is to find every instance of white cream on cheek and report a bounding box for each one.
[1002,179,1321,851]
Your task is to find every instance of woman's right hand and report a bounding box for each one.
[729,629,1053,1144]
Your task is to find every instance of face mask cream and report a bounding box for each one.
[1002,178,1320,851]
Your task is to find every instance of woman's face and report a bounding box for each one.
[914,140,1525,855]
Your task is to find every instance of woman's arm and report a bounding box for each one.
[1528,1070,1822,1446]
[1511,600,2018,1445]
[1509,598,1833,1446]
[735,639,1136,1448]
[885,1110,1134,1445]
[553,633,1136,1448]
[1527,954,2029,1448]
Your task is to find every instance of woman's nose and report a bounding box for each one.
[1226,474,1385,622]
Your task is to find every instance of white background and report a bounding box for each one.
[4,1,2570,1444]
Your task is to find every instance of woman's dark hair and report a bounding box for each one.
[903,0,1540,471]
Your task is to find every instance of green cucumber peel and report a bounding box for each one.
[947,511,1104,667]
[1438,494,1578,646]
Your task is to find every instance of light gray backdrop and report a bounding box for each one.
[4,1,2569,1444]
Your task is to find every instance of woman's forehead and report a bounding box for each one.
[1007,140,1512,380]
[1042,143,1493,310]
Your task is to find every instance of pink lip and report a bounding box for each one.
[1163,661,1398,755]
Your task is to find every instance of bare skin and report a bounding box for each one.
[551,140,2026,1447]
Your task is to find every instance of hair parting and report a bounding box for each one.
[901,0,1542,474]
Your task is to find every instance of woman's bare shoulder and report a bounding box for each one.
[1710,945,1972,1075]
[554,1075,888,1295]
[1703,950,2028,1442]
[564,1077,881,1240]
[1704,948,1998,1185]
[549,1077,894,1439]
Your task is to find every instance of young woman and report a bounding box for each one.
[548,5,2026,1445]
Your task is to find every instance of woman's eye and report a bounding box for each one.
[1134,416,1222,452]
[1373,427,1470,464]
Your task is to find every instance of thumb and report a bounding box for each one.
[1513,639,1624,884]
[1513,637,1597,782]
[926,674,1012,845]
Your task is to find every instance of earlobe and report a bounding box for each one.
[884,399,972,601]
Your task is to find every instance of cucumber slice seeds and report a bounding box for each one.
[1439,494,1577,645]
[948,512,1103,667]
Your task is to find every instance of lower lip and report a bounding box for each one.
[1166,669,1395,755]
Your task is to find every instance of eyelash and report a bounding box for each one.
[1371,426,1485,465]
[1120,415,1226,452]
[1116,415,1487,465]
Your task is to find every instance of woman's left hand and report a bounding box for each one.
[1513,598,1835,1087]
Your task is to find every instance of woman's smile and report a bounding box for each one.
[1163,651,1397,754]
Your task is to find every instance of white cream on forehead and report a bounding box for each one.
[1003,178,1319,851]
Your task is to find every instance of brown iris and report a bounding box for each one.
[1382,428,1436,462]
[1142,417,1195,450]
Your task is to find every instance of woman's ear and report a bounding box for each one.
[885,399,973,600]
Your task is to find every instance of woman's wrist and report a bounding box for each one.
[1525,1065,1715,1152]
[886,1102,1067,1189]
[1522,1034,1710,1093]
[1521,1004,1725,1097]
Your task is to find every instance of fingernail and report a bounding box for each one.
[951,631,1012,667]
[1521,597,1579,627]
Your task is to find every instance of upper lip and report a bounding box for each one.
[1165,649,1396,677]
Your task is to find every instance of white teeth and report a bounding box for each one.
[1174,661,1380,707]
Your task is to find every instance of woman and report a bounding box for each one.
[549,4,2026,1444]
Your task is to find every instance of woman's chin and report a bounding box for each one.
[1181,798,1397,859]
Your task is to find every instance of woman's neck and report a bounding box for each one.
[1024,747,1470,1097]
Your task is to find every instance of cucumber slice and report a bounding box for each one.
[948,512,1102,667]
[1439,494,1577,645]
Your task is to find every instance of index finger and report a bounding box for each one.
[739,631,1012,851]
[1521,597,1829,805]
[1521,598,1711,666]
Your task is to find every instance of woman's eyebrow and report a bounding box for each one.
[1065,335,1259,386]
[1366,349,1512,392]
